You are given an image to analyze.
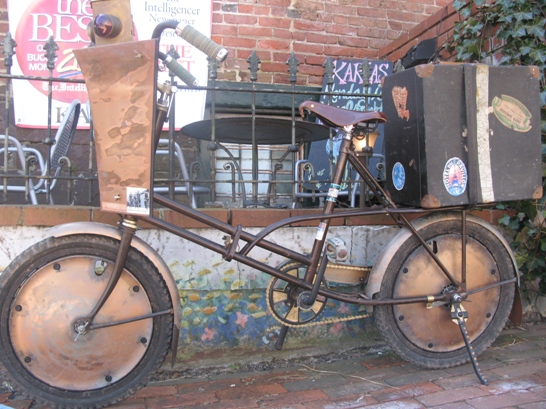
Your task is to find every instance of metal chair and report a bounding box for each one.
[0,99,81,204]
[154,138,210,208]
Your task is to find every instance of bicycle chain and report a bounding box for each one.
[265,263,372,328]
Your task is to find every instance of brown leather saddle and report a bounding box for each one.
[299,100,386,129]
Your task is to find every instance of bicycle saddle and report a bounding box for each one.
[299,100,386,129]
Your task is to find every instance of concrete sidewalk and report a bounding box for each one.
[2,321,546,409]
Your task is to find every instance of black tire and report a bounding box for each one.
[0,234,173,408]
[374,218,515,369]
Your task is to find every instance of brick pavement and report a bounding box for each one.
[1,321,545,409]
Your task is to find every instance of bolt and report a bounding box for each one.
[491,269,496,275]
[398,315,404,321]
[402,268,408,274]
[15,305,22,312]
[486,312,491,318]
[24,356,31,363]
[133,286,140,292]
[428,343,433,348]
[53,263,61,271]
[140,337,147,344]
[105,375,112,382]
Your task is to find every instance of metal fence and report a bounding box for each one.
[0,34,384,209]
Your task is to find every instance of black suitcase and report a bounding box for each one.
[382,63,542,208]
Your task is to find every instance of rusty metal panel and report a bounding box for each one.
[74,40,157,215]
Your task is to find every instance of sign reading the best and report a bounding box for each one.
[7,0,212,128]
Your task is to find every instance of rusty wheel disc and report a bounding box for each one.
[9,255,153,391]
[392,234,499,352]
[374,217,515,368]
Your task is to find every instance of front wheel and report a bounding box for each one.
[374,217,515,369]
[0,234,173,408]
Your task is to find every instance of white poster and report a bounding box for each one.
[7,0,212,129]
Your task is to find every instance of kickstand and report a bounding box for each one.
[451,294,488,385]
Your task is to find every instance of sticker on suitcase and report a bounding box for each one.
[392,162,405,191]
[443,157,467,196]
[491,95,532,132]
[392,86,410,120]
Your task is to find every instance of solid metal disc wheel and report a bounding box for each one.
[266,261,326,326]
[374,219,515,369]
[0,235,173,408]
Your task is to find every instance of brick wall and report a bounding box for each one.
[379,1,460,62]
[212,0,452,86]
[0,0,451,84]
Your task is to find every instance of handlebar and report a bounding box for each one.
[158,52,198,86]
[152,20,228,63]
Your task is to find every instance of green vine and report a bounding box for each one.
[448,0,546,295]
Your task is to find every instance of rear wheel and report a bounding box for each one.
[374,218,515,368]
[0,234,173,408]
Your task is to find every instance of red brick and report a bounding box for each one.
[235,4,253,14]
[490,361,546,379]
[213,25,239,36]
[257,39,290,51]
[91,208,120,226]
[293,20,325,32]
[0,205,23,226]
[107,399,147,409]
[216,383,287,400]
[370,381,443,402]
[257,389,328,407]
[145,392,218,408]
[223,14,258,25]
[240,371,303,387]
[176,378,243,394]
[466,390,543,409]
[23,205,90,226]
[159,208,229,229]
[415,386,489,407]
[230,208,289,227]
[249,5,272,16]
[306,32,338,45]
[239,26,273,38]
[223,36,257,49]
[197,397,259,409]
[258,17,291,29]
[304,394,379,408]
[134,385,178,398]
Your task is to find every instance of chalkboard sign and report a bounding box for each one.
[302,59,393,197]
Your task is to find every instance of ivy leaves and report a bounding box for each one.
[449,0,546,294]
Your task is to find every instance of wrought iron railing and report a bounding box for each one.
[0,34,383,208]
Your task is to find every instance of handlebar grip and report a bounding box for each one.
[175,24,228,63]
[163,54,199,86]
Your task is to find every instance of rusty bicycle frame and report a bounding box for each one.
[68,15,521,387]
[0,3,532,408]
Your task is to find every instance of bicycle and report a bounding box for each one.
[0,7,526,409]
